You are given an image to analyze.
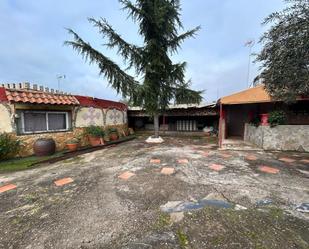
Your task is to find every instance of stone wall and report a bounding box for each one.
[244,124,309,152]
[14,123,128,157]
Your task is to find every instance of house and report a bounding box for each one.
[128,103,218,135]
[218,85,309,151]
[0,83,127,156]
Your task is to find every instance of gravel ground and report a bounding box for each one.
[0,136,308,249]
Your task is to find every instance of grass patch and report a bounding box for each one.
[0,152,64,173]
[153,212,171,230]
[177,229,189,248]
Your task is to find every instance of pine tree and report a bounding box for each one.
[65,0,203,137]
[255,0,309,102]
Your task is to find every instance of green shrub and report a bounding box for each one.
[108,127,118,134]
[84,125,104,137]
[0,133,21,160]
[66,138,79,144]
[249,116,260,127]
[268,111,287,127]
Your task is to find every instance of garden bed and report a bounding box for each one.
[0,135,136,173]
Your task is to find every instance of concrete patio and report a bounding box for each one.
[0,136,308,248]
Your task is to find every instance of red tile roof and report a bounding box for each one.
[75,95,127,110]
[5,88,80,105]
[0,86,127,109]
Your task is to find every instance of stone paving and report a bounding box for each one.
[0,136,308,248]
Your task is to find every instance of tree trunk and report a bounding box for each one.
[154,114,159,138]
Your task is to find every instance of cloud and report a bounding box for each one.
[0,0,284,101]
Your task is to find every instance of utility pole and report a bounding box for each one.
[244,39,255,88]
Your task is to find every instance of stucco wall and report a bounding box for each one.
[75,107,104,127]
[244,124,309,152]
[106,108,125,125]
[0,103,13,133]
[75,107,126,127]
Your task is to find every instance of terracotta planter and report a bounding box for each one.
[103,136,110,143]
[66,143,78,152]
[33,138,56,157]
[259,113,269,126]
[88,136,102,146]
[109,133,118,141]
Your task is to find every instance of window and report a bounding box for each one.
[20,111,70,134]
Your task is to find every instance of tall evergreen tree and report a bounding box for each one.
[65,0,203,137]
[255,0,309,101]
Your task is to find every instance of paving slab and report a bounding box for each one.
[209,164,225,171]
[258,166,280,174]
[160,167,175,175]
[0,184,17,193]
[246,154,258,161]
[150,159,161,164]
[118,171,136,180]
[54,177,74,186]
[279,157,296,163]
[177,159,189,164]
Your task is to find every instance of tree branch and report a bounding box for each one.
[64,29,139,98]
[168,26,201,53]
[88,18,144,72]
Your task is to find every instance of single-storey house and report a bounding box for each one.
[0,83,127,156]
[128,103,218,135]
[218,85,309,151]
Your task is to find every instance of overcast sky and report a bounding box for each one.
[0,0,285,102]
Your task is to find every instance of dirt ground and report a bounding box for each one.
[0,136,308,249]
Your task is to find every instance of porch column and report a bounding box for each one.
[218,103,226,148]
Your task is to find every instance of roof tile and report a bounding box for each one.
[5,89,80,105]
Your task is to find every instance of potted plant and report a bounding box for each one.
[259,113,269,126]
[268,110,287,127]
[103,130,111,143]
[109,127,119,141]
[84,125,104,146]
[123,127,129,136]
[128,128,135,135]
[66,138,79,152]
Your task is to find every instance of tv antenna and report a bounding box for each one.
[244,39,255,88]
[56,74,66,91]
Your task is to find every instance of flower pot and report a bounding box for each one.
[109,133,118,141]
[103,136,110,143]
[259,113,269,126]
[33,138,56,156]
[88,136,102,146]
[66,143,78,152]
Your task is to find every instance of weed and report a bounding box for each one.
[177,229,189,248]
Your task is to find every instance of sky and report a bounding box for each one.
[0,0,285,103]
